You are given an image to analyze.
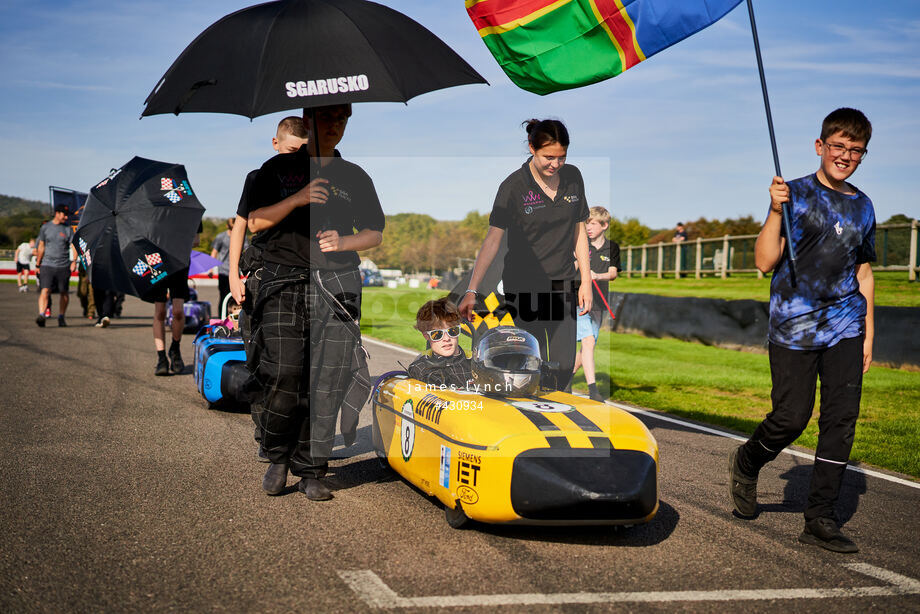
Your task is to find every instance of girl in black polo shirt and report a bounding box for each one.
[459,119,592,391]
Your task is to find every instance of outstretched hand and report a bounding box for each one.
[458,292,476,322]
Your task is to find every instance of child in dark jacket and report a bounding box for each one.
[408,297,472,390]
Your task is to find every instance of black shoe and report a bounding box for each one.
[57,315,67,327]
[262,462,288,495]
[256,446,271,463]
[799,517,859,553]
[728,446,758,518]
[35,314,46,327]
[155,355,170,376]
[297,478,333,501]
[588,388,605,402]
[168,347,184,374]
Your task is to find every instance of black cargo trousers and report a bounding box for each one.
[737,335,865,521]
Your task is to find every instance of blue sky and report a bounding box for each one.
[1,0,918,230]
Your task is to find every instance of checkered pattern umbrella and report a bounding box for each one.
[73,156,204,299]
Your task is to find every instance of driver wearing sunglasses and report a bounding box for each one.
[407,298,472,390]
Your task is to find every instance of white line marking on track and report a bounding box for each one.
[338,563,920,608]
[362,336,919,490]
[364,336,417,357]
[612,403,920,490]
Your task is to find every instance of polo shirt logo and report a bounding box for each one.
[834,221,843,235]
[329,185,351,202]
[563,194,579,204]
[523,190,544,205]
[279,173,306,198]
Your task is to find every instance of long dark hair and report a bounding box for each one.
[523,118,569,150]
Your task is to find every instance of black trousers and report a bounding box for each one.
[504,283,578,391]
[737,335,864,521]
[249,264,361,478]
[92,287,116,319]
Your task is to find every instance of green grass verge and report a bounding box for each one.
[615,271,920,307]
[360,285,920,478]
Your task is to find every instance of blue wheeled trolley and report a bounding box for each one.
[193,326,248,407]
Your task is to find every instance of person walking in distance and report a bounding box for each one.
[35,205,76,327]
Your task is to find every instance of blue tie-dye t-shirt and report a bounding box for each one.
[769,173,876,350]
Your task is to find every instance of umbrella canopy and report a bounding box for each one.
[141,0,487,119]
[188,250,222,277]
[74,157,205,299]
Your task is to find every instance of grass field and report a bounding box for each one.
[360,285,920,478]
[615,271,920,307]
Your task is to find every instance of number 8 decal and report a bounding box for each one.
[400,400,415,461]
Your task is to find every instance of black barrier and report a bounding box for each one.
[608,292,920,369]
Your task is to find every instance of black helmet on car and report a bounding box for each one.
[471,327,542,397]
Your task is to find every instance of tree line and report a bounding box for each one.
[3,193,912,271]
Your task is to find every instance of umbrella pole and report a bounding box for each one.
[746,0,797,287]
[308,107,320,174]
[306,107,331,233]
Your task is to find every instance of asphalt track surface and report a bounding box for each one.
[1,283,918,613]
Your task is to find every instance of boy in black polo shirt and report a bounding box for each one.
[573,206,619,401]
[246,104,384,502]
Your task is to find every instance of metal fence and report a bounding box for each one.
[622,219,920,281]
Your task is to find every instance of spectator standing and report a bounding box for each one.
[210,218,235,309]
[672,222,687,243]
[35,205,76,327]
[147,223,201,375]
[77,258,96,320]
[15,238,34,292]
[572,206,619,401]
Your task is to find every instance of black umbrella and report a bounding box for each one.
[74,157,205,299]
[141,0,487,119]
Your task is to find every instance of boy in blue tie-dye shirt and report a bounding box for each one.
[729,108,875,554]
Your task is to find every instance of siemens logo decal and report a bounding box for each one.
[285,75,369,98]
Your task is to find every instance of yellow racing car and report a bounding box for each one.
[372,327,659,528]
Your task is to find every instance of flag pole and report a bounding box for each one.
[746,0,797,286]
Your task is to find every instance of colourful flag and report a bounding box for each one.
[467,0,742,95]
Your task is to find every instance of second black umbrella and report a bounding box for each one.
[74,157,205,299]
